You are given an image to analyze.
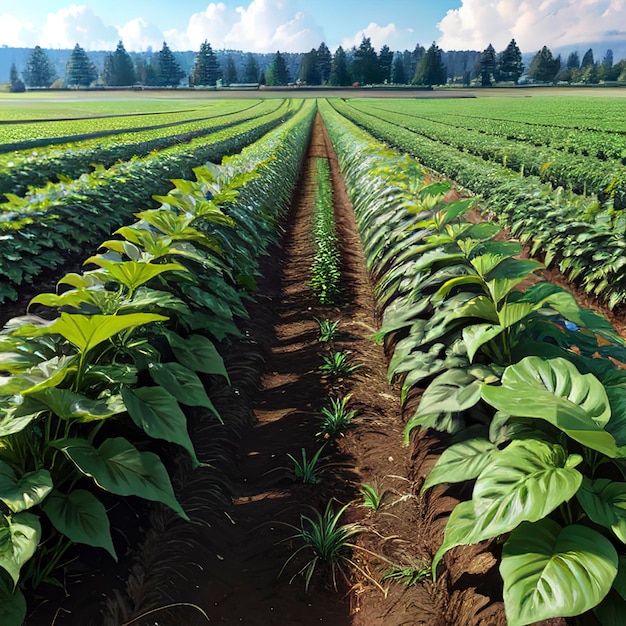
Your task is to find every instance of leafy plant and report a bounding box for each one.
[382,562,430,587]
[316,318,341,343]
[317,395,357,439]
[359,483,384,511]
[287,446,327,484]
[319,351,362,377]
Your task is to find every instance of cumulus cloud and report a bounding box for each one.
[438,0,626,52]
[340,22,417,51]
[39,4,119,50]
[119,17,164,51]
[0,14,37,47]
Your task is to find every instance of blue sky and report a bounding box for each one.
[0,0,624,53]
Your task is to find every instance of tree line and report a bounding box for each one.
[8,38,626,92]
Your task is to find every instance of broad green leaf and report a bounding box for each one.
[50,437,187,520]
[463,323,503,362]
[42,489,116,559]
[485,258,543,303]
[166,332,229,380]
[83,259,187,293]
[501,520,617,626]
[577,477,626,543]
[121,386,198,465]
[148,362,220,420]
[0,356,75,396]
[432,499,477,574]
[0,463,52,513]
[482,356,616,457]
[30,388,123,422]
[497,302,537,329]
[44,313,168,355]
[0,396,45,437]
[415,368,483,417]
[405,410,465,440]
[0,512,41,586]
[0,572,26,626]
[422,438,496,492]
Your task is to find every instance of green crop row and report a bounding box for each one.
[357,98,626,161]
[0,100,272,198]
[320,98,626,626]
[0,99,316,625]
[329,98,626,309]
[0,100,301,303]
[349,100,626,203]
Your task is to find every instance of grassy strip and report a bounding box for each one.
[310,157,341,304]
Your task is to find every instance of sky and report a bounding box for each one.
[0,0,625,54]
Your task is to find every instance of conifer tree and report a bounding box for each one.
[23,46,56,88]
[65,44,97,87]
[316,42,332,84]
[156,42,185,86]
[497,39,523,83]
[329,46,351,86]
[102,41,136,86]
[412,42,446,86]
[266,51,290,86]
[390,55,406,84]
[243,53,259,83]
[190,41,219,86]
[223,55,238,85]
[9,63,25,92]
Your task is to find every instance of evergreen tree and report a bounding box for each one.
[9,63,25,92]
[352,37,380,85]
[298,49,320,85]
[189,41,219,86]
[497,39,523,83]
[527,46,560,82]
[566,51,580,69]
[603,49,614,68]
[410,44,426,77]
[329,45,351,86]
[266,51,290,86]
[223,55,238,85]
[412,42,446,86]
[391,54,406,84]
[581,48,595,68]
[23,46,56,88]
[243,53,259,83]
[156,42,184,86]
[378,45,394,84]
[317,42,332,84]
[65,44,97,87]
[479,43,497,85]
[102,41,136,86]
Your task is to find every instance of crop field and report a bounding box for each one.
[1,90,626,626]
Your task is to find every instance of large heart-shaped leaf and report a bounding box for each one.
[0,572,26,626]
[121,386,198,465]
[42,489,116,559]
[166,332,228,380]
[148,362,220,420]
[0,462,52,513]
[422,438,496,492]
[577,477,626,543]
[50,437,187,520]
[83,259,187,293]
[0,356,75,396]
[481,356,616,457]
[44,313,168,355]
[414,368,483,417]
[30,388,123,422]
[0,512,41,586]
[501,520,617,626]
[0,396,45,438]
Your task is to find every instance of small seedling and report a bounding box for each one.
[319,350,362,377]
[382,563,431,587]
[316,318,341,343]
[317,395,357,439]
[287,446,326,484]
[360,483,384,511]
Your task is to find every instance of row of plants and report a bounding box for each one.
[0,99,301,303]
[0,100,272,198]
[310,158,341,304]
[359,99,626,161]
[320,98,626,626]
[349,100,626,202]
[0,99,317,625]
[328,98,626,309]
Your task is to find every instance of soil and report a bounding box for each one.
[12,112,623,626]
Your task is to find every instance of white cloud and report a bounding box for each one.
[438,0,626,52]
[340,22,417,51]
[118,17,164,51]
[39,4,119,49]
[0,14,37,47]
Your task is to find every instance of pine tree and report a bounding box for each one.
[497,39,523,83]
[102,41,136,86]
[528,46,560,82]
[581,48,595,68]
[566,51,580,69]
[156,42,184,87]
[317,42,332,84]
[329,46,351,86]
[352,37,379,85]
[243,53,259,83]
[410,44,426,77]
[298,49,320,85]
[479,43,497,86]
[412,42,446,86]
[23,46,56,88]
[65,43,97,87]
[390,55,406,84]
[223,55,238,85]
[190,41,219,86]
[9,63,25,92]
[378,45,394,84]
[266,51,290,86]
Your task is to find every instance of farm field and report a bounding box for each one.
[1,90,626,626]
